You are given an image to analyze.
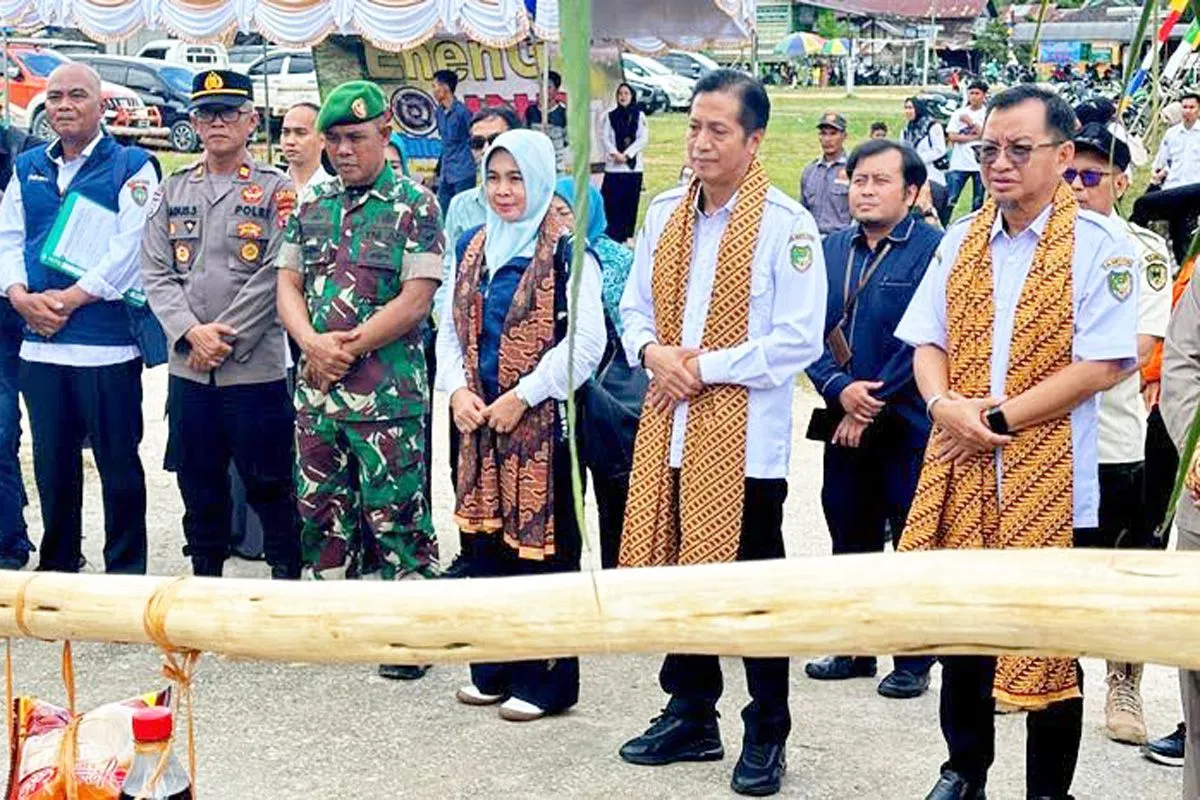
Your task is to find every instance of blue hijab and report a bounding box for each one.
[482,130,557,271]
[553,177,607,243]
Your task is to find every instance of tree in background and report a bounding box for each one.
[815,9,850,40]
[973,18,1012,66]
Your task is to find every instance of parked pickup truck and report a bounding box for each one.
[0,45,168,143]
[238,49,320,120]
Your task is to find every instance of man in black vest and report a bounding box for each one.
[0,64,158,574]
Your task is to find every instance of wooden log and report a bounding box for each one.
[0,550,1198,667]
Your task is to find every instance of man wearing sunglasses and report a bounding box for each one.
[432,104,519,577]
[896,84,1137,800]
[141,69,301,581]
[1069,115,1172,748]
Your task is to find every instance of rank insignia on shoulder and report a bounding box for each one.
[242,184,264,204]
[237,164,252,180]
[1146,255,1169,292]
[1108,269,1133,302]
[1102,256,1134,271]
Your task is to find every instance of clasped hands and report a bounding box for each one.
[9,285,90,339]
[643,344,705,414]
[929,391,1012,465]
[300,329,363,392]
[450,387,528,435]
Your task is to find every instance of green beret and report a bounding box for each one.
[317,81,388,132]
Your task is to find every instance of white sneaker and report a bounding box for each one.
[455,684,504,706]
[498,697,546,722]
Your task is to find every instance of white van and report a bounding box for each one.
[136,40,229,68]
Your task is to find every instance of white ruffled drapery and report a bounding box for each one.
[0,0,753,50]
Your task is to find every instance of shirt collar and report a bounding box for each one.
[990,201,1054,243]
[822,151,847,167]
[48,131,104,166]
[852,214,916,247]
[693,189,738,219]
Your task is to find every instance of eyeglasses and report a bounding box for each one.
[470,133,501,151]
[192,107,250,124]
[976,140,1063,167]
[1063,167,1111,188]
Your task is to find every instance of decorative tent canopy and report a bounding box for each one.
[0,0,754,51]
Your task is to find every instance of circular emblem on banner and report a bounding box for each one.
[390,87,437,137]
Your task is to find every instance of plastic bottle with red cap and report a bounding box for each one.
[119,706,192,800]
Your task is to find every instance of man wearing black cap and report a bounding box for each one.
[801,111,851,236]
[141,69,301,580]
[1070,113,1172,746]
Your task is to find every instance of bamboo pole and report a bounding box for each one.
[2,550,1200,667]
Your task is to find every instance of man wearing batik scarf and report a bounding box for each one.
[896,84,1138,800]
[617,69,826,798]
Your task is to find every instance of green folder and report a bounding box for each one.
[39,191,146,308]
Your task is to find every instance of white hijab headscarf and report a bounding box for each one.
[481,129,557,271]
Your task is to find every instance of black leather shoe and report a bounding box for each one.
[0,550,29,571]
[925,770,986,800]
[378,664,430,680]
[441,553,471,579]
[619,711,724,766]
[270,564,301,580]
[878,668,931,699]
[805,655,877,681]
[730,741,786,797]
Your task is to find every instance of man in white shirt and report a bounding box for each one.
[1069,117,1172,747]
[616,70,826,798]
[281,102,332,203]
[896,83,1136,800]
[0,64,159,574]
[1132,90,1200,264]
[945,80,988,218]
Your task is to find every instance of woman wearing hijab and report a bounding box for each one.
[550,178,646,569]
[435,130,606,722]
[600,82,649,243]
[902,97,948,223]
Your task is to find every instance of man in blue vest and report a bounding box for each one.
[0,123,43,570]
[0,63,159,574]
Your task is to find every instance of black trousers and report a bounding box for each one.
[938,527,1093,798]
[821,438,934,674]
[1131,183,1200,266]
[660,477,792,744]
[1143,407,1178,548]
[20,358,147,574]
[1089,461,1152,550]
[466,444,582,712]
[593,472,629,570]
[165,376,300,576]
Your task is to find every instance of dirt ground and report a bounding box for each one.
[3,368,1187,799]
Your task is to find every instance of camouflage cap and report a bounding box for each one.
[816,111,847,132]
[317,81,388,132]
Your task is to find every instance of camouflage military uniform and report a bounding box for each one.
[278,166,444,579]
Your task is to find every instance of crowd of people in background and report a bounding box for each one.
[3,55,1200,800]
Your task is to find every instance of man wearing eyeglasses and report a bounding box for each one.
[433,105,519,577]
[1068,114,1172,748]
[896,84,1137,800]
[141,69,301,581]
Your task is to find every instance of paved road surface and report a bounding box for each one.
[4,369,1186,798]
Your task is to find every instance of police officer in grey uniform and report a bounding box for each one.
[141,70,301,578]
[801,112,852,237]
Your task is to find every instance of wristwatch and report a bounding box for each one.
[985,406,1010,435]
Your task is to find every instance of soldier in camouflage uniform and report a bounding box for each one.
[276,81,443,603]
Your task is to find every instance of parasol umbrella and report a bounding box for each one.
[821,38,850,56]
[774,31,825,57]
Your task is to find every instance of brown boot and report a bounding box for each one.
[1105,661,1147,744]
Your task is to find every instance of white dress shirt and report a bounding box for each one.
[291,163,334,205]
[620,185,827,480]
[896,204,1139,528]
[0,133,158,366]
[434,247,606,408]
[1098,217,1173,464]
[600,109,649,174]
[1154,121,1200,190]
[948,104,986,173]
[912,122,948,186]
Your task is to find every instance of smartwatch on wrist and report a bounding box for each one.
[985,406,1010,435]
[638,342,653,367]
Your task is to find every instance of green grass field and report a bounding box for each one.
[154,87,1151,228]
